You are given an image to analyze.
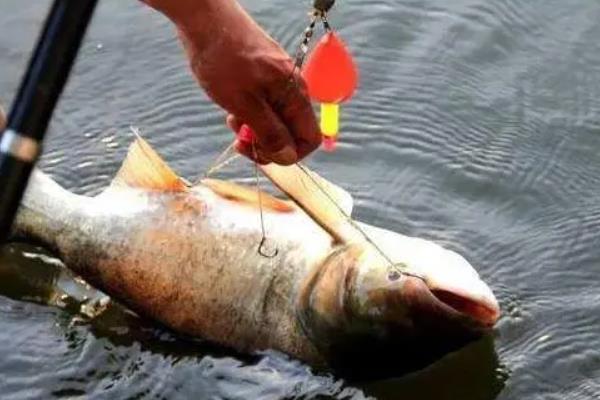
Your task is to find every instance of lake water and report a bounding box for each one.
[1,0,600,399]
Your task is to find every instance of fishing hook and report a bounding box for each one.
[258,236,279,258]
[253,141,279,259]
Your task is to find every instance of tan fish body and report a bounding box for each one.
[0,104,5,129]
[10,136,500,374]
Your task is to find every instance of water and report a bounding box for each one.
[1,0,600,398]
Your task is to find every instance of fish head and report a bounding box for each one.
[353,225,500,329]
[298,225,499,375]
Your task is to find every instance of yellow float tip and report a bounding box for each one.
[320,103,339,137]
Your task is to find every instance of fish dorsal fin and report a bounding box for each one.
[202,178,295,213]
[0,103,6,130]
[260,163,359,243]
[111,132,186,191]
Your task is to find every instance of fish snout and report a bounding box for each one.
[427,277,500,328]
[400,276,500,334]
[418,250,500,329]
[353,243,500,333]
[360,271,498,336]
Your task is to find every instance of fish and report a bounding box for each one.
[8,134,500,376]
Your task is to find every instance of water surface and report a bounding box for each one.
[1,0,600,398]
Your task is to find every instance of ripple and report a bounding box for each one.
[3,0,600,399]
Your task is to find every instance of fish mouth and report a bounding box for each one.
[430,287,500,327]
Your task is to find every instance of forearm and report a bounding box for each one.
[142,0,253,50]
[142,0,238,22]
[141,0,320,164]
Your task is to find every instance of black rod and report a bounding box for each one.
[0,0,98,243]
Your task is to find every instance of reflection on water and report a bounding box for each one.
[2,0,600,398]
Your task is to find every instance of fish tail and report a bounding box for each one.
[3,107,80,254]
[10,169,79,251]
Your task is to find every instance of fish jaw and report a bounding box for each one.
[403,247,500,328]
[426,267,500,328]
[351,224,500,329]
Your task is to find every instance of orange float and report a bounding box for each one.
[238,32,358,153]
[302,31,358,151]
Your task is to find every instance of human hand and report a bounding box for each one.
[143,0,321,165]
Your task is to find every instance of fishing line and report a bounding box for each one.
[200,4,333,258]
[295,164,425,281]
[201,141,238,180]
[198,2,424,279]
[253,140,278,258]
[201,4,331,179]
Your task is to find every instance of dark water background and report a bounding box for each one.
[2,0,600,398]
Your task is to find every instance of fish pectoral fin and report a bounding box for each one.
[201,178,295,213]
[111,130,187,192]
[260,163,359,243]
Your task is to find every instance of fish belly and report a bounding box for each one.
[58,190,332,364]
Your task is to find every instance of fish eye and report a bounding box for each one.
[388,270,402,281]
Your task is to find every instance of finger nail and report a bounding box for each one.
[271,145,297,165]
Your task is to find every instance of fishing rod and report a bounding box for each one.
[0,0,98,244]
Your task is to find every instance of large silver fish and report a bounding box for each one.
[9,135,500,375]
